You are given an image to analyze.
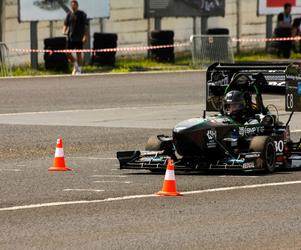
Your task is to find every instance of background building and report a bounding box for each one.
[1,0,276,65]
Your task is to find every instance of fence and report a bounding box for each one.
[190,35,234,68]
[0,43,11,77]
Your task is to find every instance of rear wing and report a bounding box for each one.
[206,62,294,111]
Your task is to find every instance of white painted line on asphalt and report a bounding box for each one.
[183,181,301,195]
[0,169,21,172]
[0,104,196,117]
[219,175,258,178]
[292,130,301,133]
[90,175,128,178]
[93,181,132,184]
[1,180,301,212]
[63,189,105,193]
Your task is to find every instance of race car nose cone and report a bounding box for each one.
[173,118,207,133]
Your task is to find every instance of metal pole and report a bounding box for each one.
[30,21,38,70]
[0,0,4,42]
[266,15,273,52]
[193,17,197,35]
[201,16,208,34]
[147,18,151,58]
[236,0,241,54]
[100,18,104,32]
[154,17,161,30]
[49,21,54,38]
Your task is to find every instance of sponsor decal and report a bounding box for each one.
[265,75,285,81]
[292,160,301,167]
[238,126,265,137]
[287,75,301,81]
[242,162,255,169]
[245,154,260,159]
[267,81,286,87]
[206,129,217,148]
[298,82,301,95]
[207,129,217,140]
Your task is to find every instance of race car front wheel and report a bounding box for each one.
[145,136,162,151]
[249,136,276,173]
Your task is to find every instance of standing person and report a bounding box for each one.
[291,18,301,53]
[277,3,292,28]
[63,0,88,75]
[275,3,293,58]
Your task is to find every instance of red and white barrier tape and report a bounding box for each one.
[11,42,190,54]
[233,36,301,43]
[9,36,301,54]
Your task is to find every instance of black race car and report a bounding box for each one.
[117,62,301,173]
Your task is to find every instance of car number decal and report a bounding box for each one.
[274,140,284,153]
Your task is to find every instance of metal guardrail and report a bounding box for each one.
[0,42,11,77]
[190,35,234,68]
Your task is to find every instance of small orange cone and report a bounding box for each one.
[156,159,181,196]
[48,138,72,171]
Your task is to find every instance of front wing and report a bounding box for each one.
[117,150,273,171]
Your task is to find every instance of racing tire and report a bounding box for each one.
[44,37,68,72]
[249,136,276,173]
[92,33,118,66]
[44,37,67,49]
[150,30,175,63]
[145,136,162,151]
[150,30,174,40]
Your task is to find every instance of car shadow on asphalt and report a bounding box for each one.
[123,169,299,176]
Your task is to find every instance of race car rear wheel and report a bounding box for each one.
[145,136,162,151]
[249,136,276,173]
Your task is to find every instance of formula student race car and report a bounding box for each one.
[117,62,301,173]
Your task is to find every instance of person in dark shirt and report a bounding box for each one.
[277,3,292,28]
[292,18,301,52]
[63,0,88,75]
[276,3,293,58]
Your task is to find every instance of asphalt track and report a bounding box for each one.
[0,72,300,250]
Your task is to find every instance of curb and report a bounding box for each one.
[0,69,205,81]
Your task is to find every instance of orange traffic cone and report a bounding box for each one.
[156,159,181,196]
[48,138,72,171]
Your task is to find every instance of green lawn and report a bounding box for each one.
[5,50,301,77]
[8,56,193,77]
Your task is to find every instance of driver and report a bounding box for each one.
[223,90,259,124]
